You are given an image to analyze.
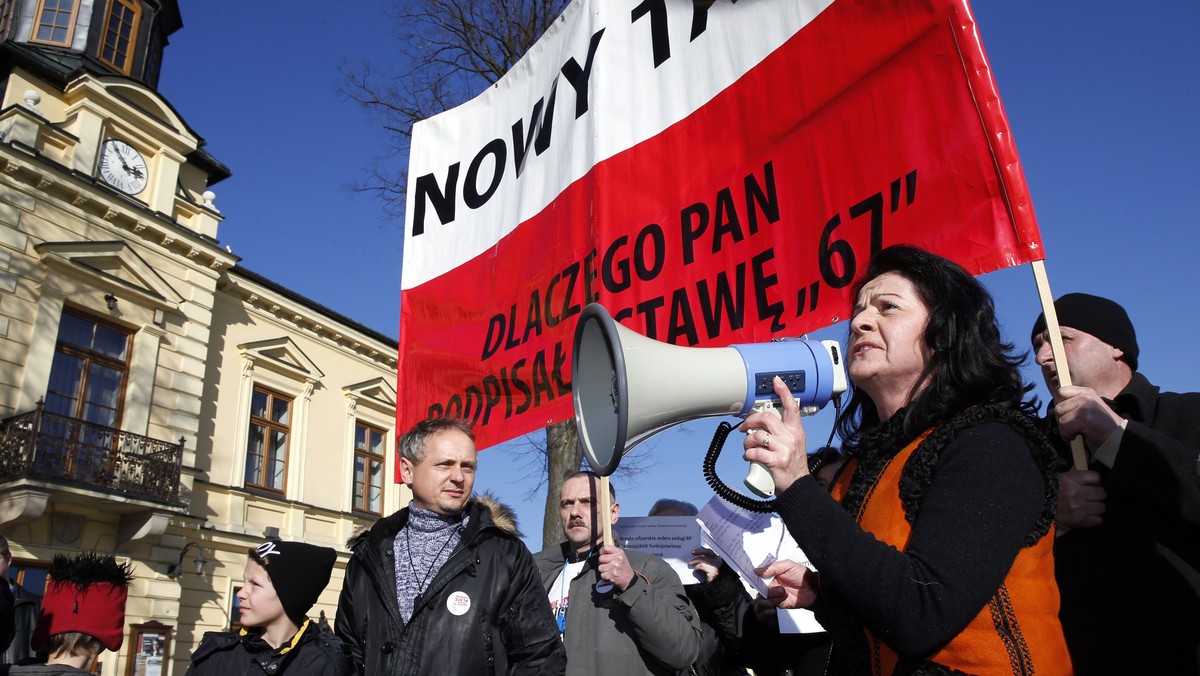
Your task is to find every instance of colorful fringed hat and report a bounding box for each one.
[32,552,134,652]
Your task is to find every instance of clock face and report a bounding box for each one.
[98,139,149,195]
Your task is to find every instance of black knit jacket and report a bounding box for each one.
[775,405,1058,675]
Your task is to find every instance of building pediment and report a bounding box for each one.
[35,240,185,309]
[238,337,324,382]
[62,75,197,156]
[102,78,188,134]
[344,377,397,415]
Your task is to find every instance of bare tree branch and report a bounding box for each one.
[347,0,658,542]
[340,0,569,220]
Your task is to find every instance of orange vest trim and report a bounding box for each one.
[834,430,1072,676]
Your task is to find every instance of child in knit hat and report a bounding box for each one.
[186,540,351,675]
[4,551,133,675]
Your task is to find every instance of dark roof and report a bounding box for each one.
[229,265,399,346]
[1,39,231,185]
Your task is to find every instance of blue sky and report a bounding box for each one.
[161,1,1199,549]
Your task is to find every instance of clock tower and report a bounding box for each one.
[0,2,238,669]
[0,4,402,673]
[0,0,231,229]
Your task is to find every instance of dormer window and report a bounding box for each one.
[32,0,79,47]
[98,0,141,75]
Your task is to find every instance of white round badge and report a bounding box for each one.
[446,591,472,616]
[594,579,614,595]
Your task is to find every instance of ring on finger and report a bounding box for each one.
[762,431,771,449]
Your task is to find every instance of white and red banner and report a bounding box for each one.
[399,0,1042,450]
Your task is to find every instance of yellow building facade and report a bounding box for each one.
[0,2,405,674]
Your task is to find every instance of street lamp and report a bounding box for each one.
[167,541,209,579]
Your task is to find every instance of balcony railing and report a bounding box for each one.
[0,400,184,505]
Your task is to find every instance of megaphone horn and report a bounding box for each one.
[571,303,847,498]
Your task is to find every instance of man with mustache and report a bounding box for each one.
[1031,293,1200,675]
[336,417,566,675]
[533,471,700,676]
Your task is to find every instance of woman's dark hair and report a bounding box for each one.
[836,245,1035,454]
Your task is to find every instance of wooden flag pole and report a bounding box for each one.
[1031,260,1088,471]
[599,475,614,548]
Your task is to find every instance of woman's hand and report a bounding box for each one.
[755,558,819,609]
[740,376,810,494]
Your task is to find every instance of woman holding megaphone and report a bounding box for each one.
[741,245,1071,676]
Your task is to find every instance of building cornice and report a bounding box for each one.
[0,140,237,272]
[220,270,398,371]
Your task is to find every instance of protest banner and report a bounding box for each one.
[400,0,1042,451]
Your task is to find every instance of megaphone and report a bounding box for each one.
[572,303,847,498]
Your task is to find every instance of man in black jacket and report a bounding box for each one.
[334,417,565,676]
[1031,293,1200,675]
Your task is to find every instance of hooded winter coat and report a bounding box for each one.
[334,496,565,676]
[185,620,352,676]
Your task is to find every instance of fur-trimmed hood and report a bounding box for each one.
[474,491,520,537]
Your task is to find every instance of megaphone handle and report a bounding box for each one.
[744,402,783,498]
[599,475,614,548]
[745,461,775,498]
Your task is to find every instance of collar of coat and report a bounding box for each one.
[1110,371,1158,422]
[346,492,519,549]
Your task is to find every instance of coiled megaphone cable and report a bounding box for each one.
[702,394,843,514]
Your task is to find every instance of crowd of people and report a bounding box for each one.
[1,244,1196,675]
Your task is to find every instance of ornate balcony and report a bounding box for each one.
[0,400,185,506]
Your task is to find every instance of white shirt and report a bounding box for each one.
[548,559,586,637]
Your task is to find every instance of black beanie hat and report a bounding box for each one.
[1030,293,1138,370]
[252,540,337,625]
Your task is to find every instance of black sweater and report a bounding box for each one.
[775,422,1047,658]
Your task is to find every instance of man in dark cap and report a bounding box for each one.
[1031,293,1200,675]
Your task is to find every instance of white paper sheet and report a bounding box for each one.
[696,495,825,633]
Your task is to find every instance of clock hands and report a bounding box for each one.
[104,155,144,181]
[99,140,147,194]
[117,146,144,179]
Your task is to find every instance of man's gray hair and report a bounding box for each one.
[398,417,474,463]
